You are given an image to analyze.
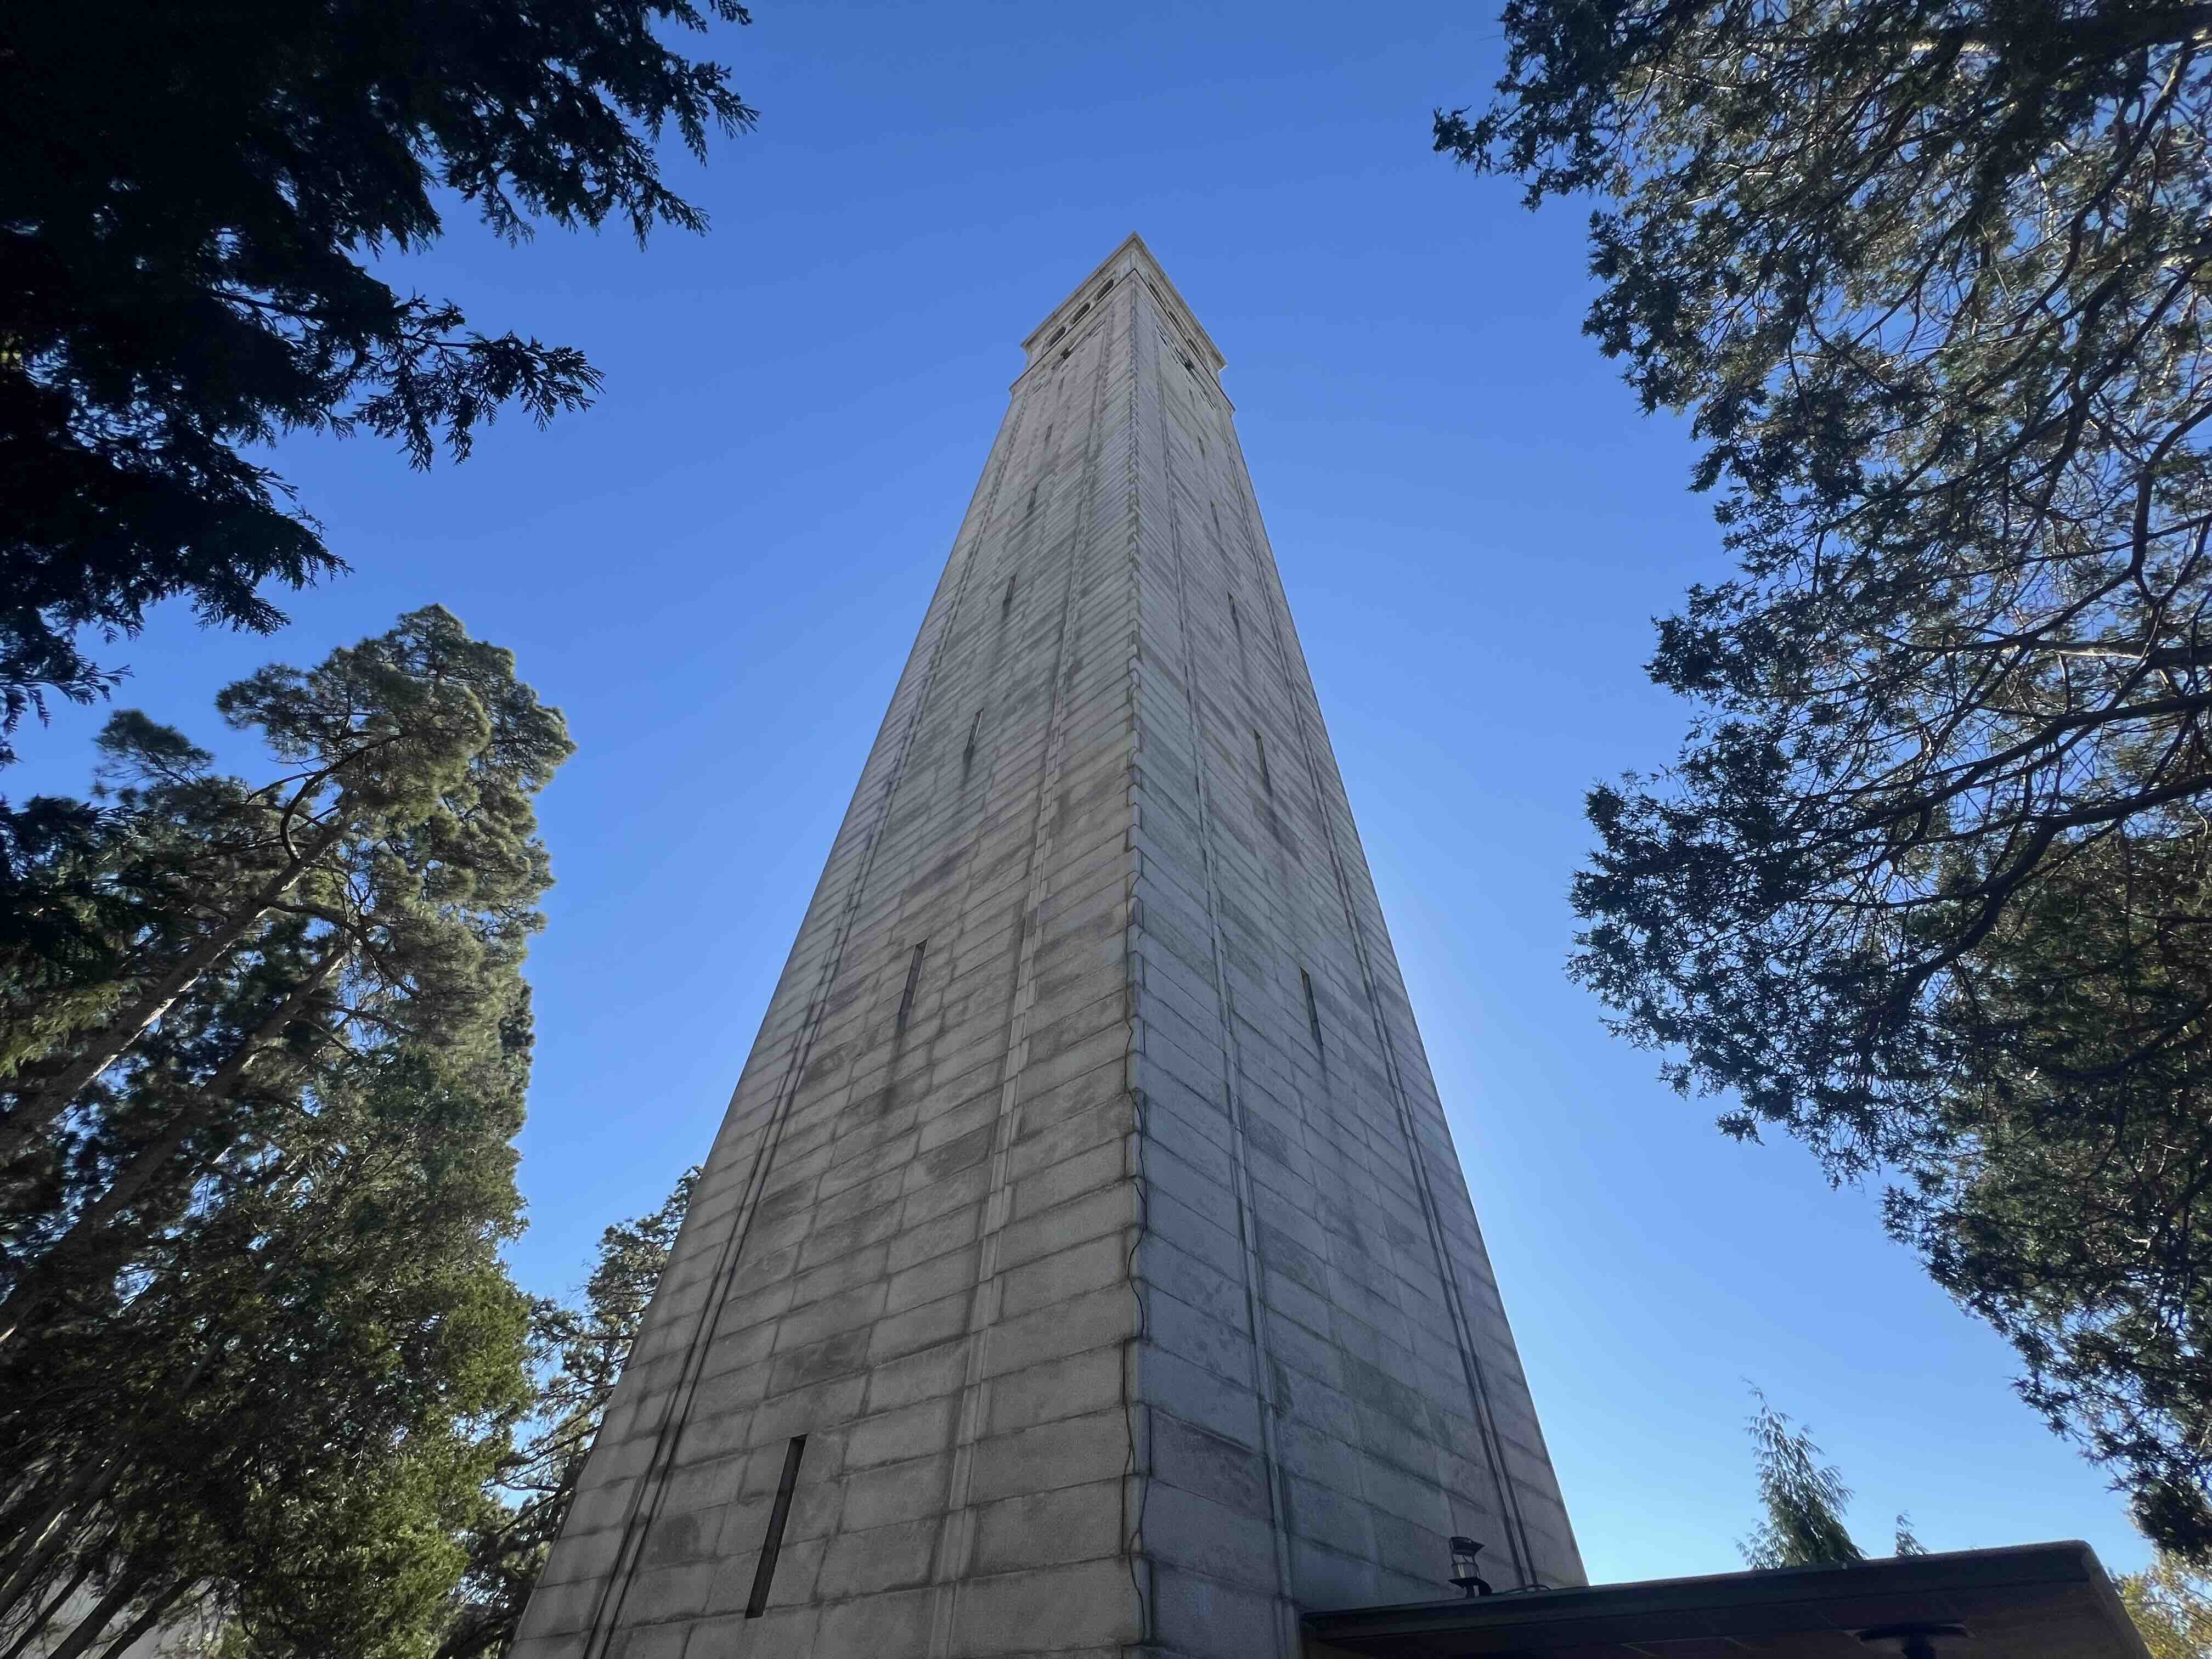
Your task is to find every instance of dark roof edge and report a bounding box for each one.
[1300,1541,2129,1642]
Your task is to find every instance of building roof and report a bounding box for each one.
[1301,1542,2149,1659]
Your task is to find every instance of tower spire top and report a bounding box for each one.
[1019,233,1226,377]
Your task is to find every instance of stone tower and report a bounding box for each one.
[513,235,1582,1659]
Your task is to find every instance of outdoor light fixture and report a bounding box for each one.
[1447,1536,1494,1599]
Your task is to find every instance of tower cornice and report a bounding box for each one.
[1019,233,1227,380]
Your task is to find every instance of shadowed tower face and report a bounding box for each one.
[514,235,1582,1659]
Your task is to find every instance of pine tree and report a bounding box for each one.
[0,610,568,1657]
[1,606,571,1346]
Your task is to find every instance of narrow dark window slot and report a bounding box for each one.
[1210,500,1221,537]
[744,1436,808,1618]
[1002,573,1018,618]
[1228,594,1242,642]
[1302,969,1325,1055]
[963,708,984,773]
[896,943,927,1032]
[1026,482,1039,517]
[1254,730,1272,796]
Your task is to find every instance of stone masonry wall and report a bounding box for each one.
[511,237,1578,1659]
[1117,266,1583,1659]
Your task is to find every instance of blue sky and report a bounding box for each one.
[10,0,2149,1587]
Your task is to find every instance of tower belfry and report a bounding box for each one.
[515,235,1581,1659]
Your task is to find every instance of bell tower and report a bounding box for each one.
[514,235,1581,1659]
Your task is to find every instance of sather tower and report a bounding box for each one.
[515,235,1581,1659]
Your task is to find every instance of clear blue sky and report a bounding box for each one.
[10,0,2150,1587]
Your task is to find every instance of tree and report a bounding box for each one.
[1740,1393,1865,1570]
[0,0,757,758]
[2119,1553,2212,1659]
[1441,0,2212,1555]
[0,610,568,1657]
[1737,1392,1930,1568]
[437,1166,698,1659]
[0,796,134,1076]
[0,1049,536,1659]
[1,606,571,1350]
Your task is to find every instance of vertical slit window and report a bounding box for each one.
[1228,593,1242,643]
[1254,730,1272,796]
[1026,482,1039,517]
[1302,969,1325,1056]
[1002,573,1018,618]
[963,708,984,774]
[744,1436,808,1618]
[896,943,927,1033]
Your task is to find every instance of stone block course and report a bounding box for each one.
[1001,1231,1127,1318]
[970,1479,1122,1574]
[986,1344,1124,1435]
[866,1290,975,1365]
[949,1559,1141,1655]
[983,1283,1135,1381]
[839,1451,955,1532]
[968,1408,1127,1505]
[1151,1414,1272,1520]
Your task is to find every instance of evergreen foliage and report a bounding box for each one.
[0,610,568,1657]
[1442,0,2212,1555]
[1735,1395,1925,1568]
[1740,1394,1866,1570]
[0,0,755,757]
[436,1166,697,1659]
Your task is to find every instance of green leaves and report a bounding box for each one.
[1451,0,2212,1558]
[2118,1552,2212,1659]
